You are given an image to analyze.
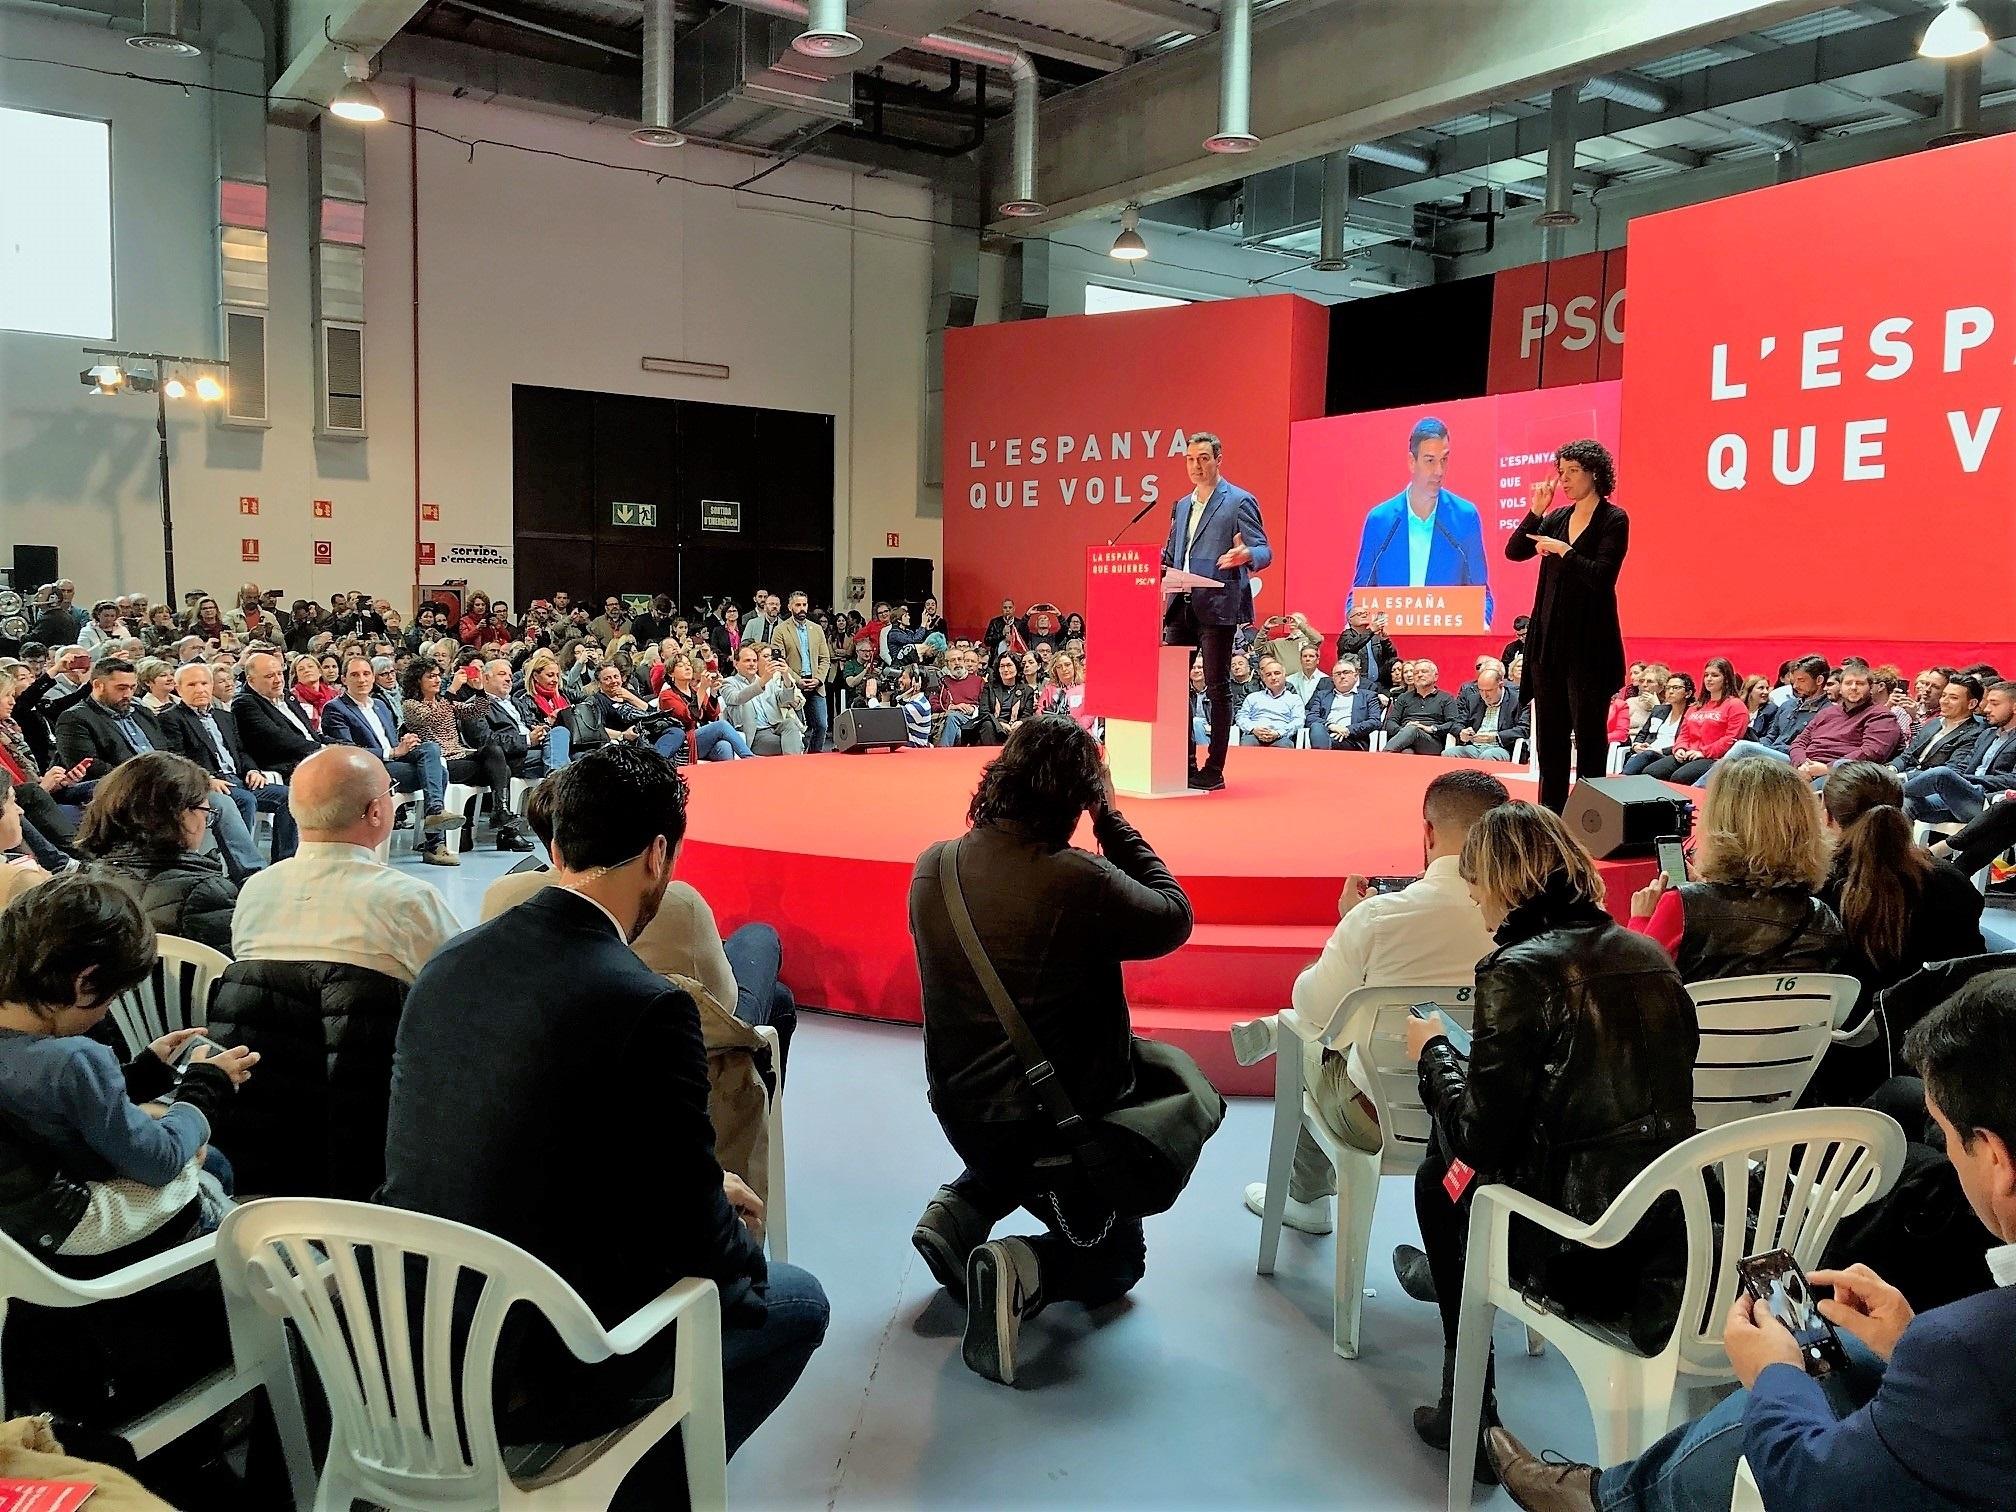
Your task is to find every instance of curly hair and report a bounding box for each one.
[1555,437,1616,497]
[966,714,1106,848]
[400,656,442,701]
[74,751,212,859]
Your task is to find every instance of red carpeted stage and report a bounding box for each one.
[677,750,1658,1095]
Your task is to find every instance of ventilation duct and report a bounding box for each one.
[1204,0,1256,154]
[1729,119,1811,152]
[1347,139,1432,175]
[632,0,684,145]
[311,119,368,438]
[1579,72,1670,113]
[129,0,202,55]
[1536,85,1580,227]
[796,0,861,57]
[1002,239,1049,322]
[1313,151,1351,271]
[1932,52,1985,145]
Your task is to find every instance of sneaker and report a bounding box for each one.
[422,810,466,833]
[421,845,461,867]
[963,1238,1041,1386]
[1242,1182,1334,1235]
[1229,1017,1277,1067]
[1187,767,1226,792]
[912,1185,991,1304]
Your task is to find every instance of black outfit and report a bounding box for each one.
[80,849,237,958]
[1942,799,2016,876]
[14,675,90,769]
[1383,688,1464,755]
[232,690,324,776]
[1415,879,1697,1356]
[158,700,254,782]
[1895,715,1985,775]
[1669,881,1844,983]
[982,614,1029,653]
[1454,685,1528,751]
[976,681,1035,746]
[1507,498,1630,812]
[910,810,1192,1304]
[53,698,168,771]
[1164,595,1232,775]
[1334,627,1400,688]
[207,960,407,1199]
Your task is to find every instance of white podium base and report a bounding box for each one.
[1106,645,1202,799]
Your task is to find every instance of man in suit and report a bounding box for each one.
[317,655,462,863]
[1306,654,1384,751]
[769,592,833,753]
[1906,680,2016,823]
[1349,417,1495,627]
[1488,969,2016,1511]
[1162,429,1273,792]
[1894,675,1984,776]
[159,661,298,866]
[232,649,324,778]
[380,745,828,1487]
[1449,663,1526,762]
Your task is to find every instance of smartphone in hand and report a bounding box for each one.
[1655,836,1688,888]
[1737,1248,1850,1378]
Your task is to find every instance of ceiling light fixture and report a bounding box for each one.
[1920,1,1990,58]
[795,0,862,58]
[162,371,187,400]
[330,51,387,123]
[1109,205,1148,261]
[80,363,126,394]
[194,374,225,402]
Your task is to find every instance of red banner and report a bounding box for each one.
[1081,544,1163,722]
[1488,249,1627,392]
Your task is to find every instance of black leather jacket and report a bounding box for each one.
[1673,882,1843,984]
[1420,879,1698,1351]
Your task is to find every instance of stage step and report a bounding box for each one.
[1128,1006,1274,1098]
[1123,921,1336,1096]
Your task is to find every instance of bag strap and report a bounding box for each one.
[937,839,1103,1163]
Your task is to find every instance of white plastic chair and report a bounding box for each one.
[424,781,487,854]
[216,1197,726,1512]
[106,934,230,1058]
[0,1226,316,1507]
[508,775,542,819]
[1257,984,1477,1359]
[1688,974,1863,1129]
[1445,1106,1906,1509]
[753,1023,789,1263]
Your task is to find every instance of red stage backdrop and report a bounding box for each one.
[1285,381,1622,650]
[1623,132,2016,666]
[942,295,1329,633]
[1488,249,1627,391]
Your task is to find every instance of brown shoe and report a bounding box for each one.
[1487,1428,1597,1512]
[421,845,461,867]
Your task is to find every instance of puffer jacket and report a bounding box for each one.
[1419,877,1698,1352]
[82,849,238,958]
[206,959,407,1199]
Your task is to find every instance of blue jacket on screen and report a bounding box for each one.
[1350,488,1494,627]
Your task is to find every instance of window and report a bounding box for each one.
[1083,284,1193,316]
[0,107,113,339]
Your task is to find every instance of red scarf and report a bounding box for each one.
[530,683,569,719]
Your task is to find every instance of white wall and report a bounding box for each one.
[0,6,934,611]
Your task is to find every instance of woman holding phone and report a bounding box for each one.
[1507,439,1631,812]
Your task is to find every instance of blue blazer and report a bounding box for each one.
[319,691,406,756]
[1161,478,1273,628]
[1351,488,1494,627]
[1304,682,1382,749]
[1743,1282,2016,1509]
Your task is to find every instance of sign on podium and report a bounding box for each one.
[1082,545,1214,797]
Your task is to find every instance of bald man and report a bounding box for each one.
[232,746,462,984]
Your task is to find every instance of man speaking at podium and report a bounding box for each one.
[1163,431,1271,793]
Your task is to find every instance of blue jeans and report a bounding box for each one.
[523,722,571,774]
[385,741,449,814]
[800,691,829,753]
[1450,742,1514,761]
[1905,765,1987,823]
[938,711,974,747]
[1695,740,1791,785]
[204,792,264,881]
[1192,715,1210,747]
[1597,1346,1883,1512]
[219,777,297,865]
[722,921,796,1073]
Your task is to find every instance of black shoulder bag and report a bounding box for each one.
[937,839,1225,1219]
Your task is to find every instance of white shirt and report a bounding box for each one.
[1290,853,1498,1092]
[1186,484,1213,559]
[258,690,314,742]
[232,841,462,984]
[1406,497,1436,586]
[560,886,627,942]
[1989,1243,2016,1288]
[345,694,396,758]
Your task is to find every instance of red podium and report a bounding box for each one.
[1081,544,1216,798]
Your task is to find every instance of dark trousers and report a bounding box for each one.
[722,922,797,1076]
[17,780,76,850]
[1627,752,1716,785]
[1532,670,1613,813]
[942,1120,1146,1309]
[1946,798,2016,875]
[1165,596,1232,775]
[444,746,516,832]
[1414,1149,1475,1348]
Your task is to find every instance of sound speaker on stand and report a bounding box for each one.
[1562,776,1694,859]
[833,706,908,753]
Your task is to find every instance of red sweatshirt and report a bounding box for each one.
[1670,697,1751,760]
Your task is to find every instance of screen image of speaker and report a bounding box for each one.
[833,706,909,753]
[1563,776,1695,859]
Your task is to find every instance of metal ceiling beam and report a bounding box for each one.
[983,0,1854,230]
[1092,0,1215,38]
[271,0,431,120]
[956,14,1131,71]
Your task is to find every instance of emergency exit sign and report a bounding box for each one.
[700,499,741,533]
[612,501,658,528]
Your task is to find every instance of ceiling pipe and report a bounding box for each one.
[1347,139,1432,174]
[1728,118,1812,152]
[440,0,641,58]
[129,0,203,55]
[1313,150,1351,271]
[1931,51,1984,145]
[1579,72,1671,113]
[1536,84,1580,226]
[1204,0,1257,154]
[797,0,861,58]
[716,0,1042,215]
[632,0,683,144]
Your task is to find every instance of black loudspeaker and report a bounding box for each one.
[833,706,909,753]
[870,556,934,614]
[1563,776,1696,859]
[12,545,58,593]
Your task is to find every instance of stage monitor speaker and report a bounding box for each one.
[871,556,933,614]
[12,546,57,594]
[1563,776,1695,859]
[833,706,908,753]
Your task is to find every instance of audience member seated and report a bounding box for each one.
[656,653,752,762]
[936,645,984,747]
[74,752,239,957]
[1405,802,1697,1483]
[899,666,935,747]
[1232,771,1507,1237]
[382,746,827,1501]
[1224,650,1260,713]
[1305,653,1382,751]
[158,660,297,869]
[976,651,1035,747]
[231,650,324,780]
[0,674,87,868]
[1449,662,1527,762]
[288,654,335,729]
[1929,795,2016,881]
[1488,971,2016,1512]
[1624,658,1748,782]
[399,660,532,852]
[1708,652,1832,782]
[1775,657,1906,785]
[909,717,1194,1386]
[0,776,54,906]
[17,646,94,767]
[1334,602,1398,690]
[1629,756,1843,980]
[1904,678,2016,824]
[232,746,461,984]
[1236,656,1304,748]
[1038,651,1095,733]
[318,654,463,865]
[1284,642,1325,706]
[135,657,175,715]
[1894,673,1984,775]
[1384,659,1463,756]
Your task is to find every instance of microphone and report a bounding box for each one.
[1107,495,1163,547]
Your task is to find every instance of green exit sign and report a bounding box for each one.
[611,500,658,528]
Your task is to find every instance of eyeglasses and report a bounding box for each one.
[185,801,215,824]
